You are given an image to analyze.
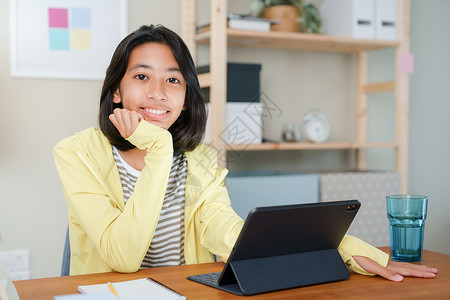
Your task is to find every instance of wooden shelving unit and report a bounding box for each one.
[195,28,399,53]
[181,0,410,192]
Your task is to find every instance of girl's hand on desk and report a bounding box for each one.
[353,255,438,281]
[109,108,143,139]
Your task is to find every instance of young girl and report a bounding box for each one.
[54,25,437,280]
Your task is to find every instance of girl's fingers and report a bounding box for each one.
[353,255,438,282]
[109,113,118,128]
[121,109,132,134]
[387,261,438,278]
[123,110,142,137]
[109,108,143,139]
[353,256,403,281]
[130,112,144,130]
[113,109,126,132]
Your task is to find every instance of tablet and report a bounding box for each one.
[187,199,361,295]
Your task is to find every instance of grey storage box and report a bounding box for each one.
[197,63,262,102]
[319,171,400,246]
[226,171,320,220]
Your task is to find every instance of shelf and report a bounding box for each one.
[195,29,399,53]
[363,81,396,94]
[225,142,398,151]
[200,75,396,91]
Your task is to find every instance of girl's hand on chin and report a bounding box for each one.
[109,108,144,139]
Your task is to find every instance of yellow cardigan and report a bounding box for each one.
[54,121,388,275]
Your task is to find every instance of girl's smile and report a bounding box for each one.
[141,107,169,119]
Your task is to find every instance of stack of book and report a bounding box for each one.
[197,14,279,33]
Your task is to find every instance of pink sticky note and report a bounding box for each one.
[49,8,68,28]
[398,53,414,74]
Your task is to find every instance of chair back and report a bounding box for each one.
[61,227,70,276]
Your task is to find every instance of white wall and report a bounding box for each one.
[409,0,450,255]
[0,0,448,279]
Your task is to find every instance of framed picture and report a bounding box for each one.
[10,0,128,80]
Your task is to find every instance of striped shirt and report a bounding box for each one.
[112,146,187,268]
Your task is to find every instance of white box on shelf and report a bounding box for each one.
[320,0,376,39]
[204,102,263,145]
[375,0,397,40]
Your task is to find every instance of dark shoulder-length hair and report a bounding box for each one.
[99,24,206,153]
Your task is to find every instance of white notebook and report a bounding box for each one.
[77,278,185,300]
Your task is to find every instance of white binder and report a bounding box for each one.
[321,0,376,39]
[375,0,398,40]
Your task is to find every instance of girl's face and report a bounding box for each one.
[113,42,186,130]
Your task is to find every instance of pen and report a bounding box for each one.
[107,282,119,298]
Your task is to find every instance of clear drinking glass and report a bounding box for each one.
[386,195,428,262]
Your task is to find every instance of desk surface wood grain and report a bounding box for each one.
[13,249,450,299]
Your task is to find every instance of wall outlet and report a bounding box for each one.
[0,249,30,280]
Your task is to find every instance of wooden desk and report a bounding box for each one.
[13,249,450,299]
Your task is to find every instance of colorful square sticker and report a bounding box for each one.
[398,53,414,74]
[71,29,91,50]
[48,8,68,28]
[70,8,91,29]
[49,29,70,50]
